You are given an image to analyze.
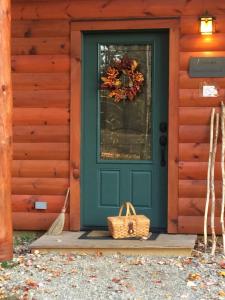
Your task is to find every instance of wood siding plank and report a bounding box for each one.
[12,160,69,178]
[179,198,222,217]
[13,125,69,143]
[12,20,69,37]
[13,212,69,230]
[179,90,224,107]
[178,216,224,234]
[12,177,69,195]
[179,162,221,180]
[180,34,225,52]
[179,107,221,125]
[13,108,70,125]
[12,73,69,90]
[13,90,70,108]
[12,37,69,55]
[13,143,69,160]
[179,180,221,198]
[12,55,70,73]
[179,125,211,143]
[179,143,221,162]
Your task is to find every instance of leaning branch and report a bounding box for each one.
[204,108,215,250]
[221,102,225,255]
[211,112,219,256]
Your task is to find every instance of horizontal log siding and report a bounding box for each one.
[11,16,70,230]
[178,14,225,233]
[11,0,225,233]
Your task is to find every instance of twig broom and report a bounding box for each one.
[47,188,70,235]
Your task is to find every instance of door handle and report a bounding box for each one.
[160,147,166,167]
[159,122,167,133]
[159,135,167,167]
[159,135,167,146]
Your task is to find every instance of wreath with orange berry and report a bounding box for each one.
[101,55,144,102]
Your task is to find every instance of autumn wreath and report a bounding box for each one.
[101,55,144,102]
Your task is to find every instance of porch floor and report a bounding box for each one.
[30,231,197,256]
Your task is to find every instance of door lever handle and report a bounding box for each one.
[159,135,167,146]
[159,122,167,133]
[161,147,166,167]
[159,135,167,167]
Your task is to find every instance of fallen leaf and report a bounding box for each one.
[67,255,75,262]
[70,268,77,274]
[182,258,193,265]
[200,282,206,289]
[218,271,225,277]
[187,273,201,281]
[112,278,121,284]
[25,279,39,289]
[154,280,162,284]
[95,251,103,257]
[218,290,225,297]
[0,274,10,282]
[219,260,225,269]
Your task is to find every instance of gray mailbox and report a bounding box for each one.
[189,57,225,78]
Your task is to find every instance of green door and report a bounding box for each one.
[82,31,168,231]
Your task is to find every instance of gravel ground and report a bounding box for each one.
[0,236,225,300]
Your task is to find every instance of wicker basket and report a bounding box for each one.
[107,202,150,239]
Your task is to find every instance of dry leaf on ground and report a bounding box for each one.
[187,273,201,281]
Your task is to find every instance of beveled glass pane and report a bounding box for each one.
[99,44,152,160]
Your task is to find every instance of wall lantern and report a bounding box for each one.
[199,12,215,35]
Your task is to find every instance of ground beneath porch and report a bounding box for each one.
[30,231,197,256]
[1,233,225,300]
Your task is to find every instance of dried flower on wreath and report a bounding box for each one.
[101,55,144,102]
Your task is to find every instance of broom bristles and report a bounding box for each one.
[46,188,70,235]
[47,212,65,235]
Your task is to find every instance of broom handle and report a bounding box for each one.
[62,188,70,212]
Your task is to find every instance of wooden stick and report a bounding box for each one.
[211,112,219,256]
[221,102,225,255]
[0,0,13,262]
[204,108,215,250]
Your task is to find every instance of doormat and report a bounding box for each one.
[79,230,159,241]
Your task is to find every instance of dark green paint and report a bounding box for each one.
[81,31,168,230]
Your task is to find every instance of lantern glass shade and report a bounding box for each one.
[200,16,214,35]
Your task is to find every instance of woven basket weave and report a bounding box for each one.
[107,202,150,239]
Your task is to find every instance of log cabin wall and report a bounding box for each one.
[11,5,70,230]
[178,14,225,233]
[11,0,225,233]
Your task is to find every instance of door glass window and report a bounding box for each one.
[99,44,152,160]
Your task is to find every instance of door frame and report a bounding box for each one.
[70,18,179,233]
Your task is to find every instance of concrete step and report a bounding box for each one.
[30,231,197,256]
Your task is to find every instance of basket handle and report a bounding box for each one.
[126,202,137,215]
[118,202,137,216]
